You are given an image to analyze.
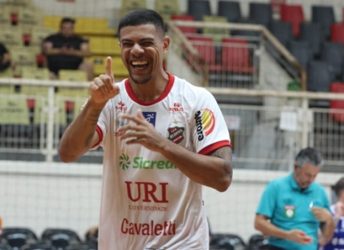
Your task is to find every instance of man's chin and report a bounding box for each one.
[129,74,151,85]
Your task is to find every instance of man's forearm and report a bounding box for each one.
[255,217,289,240]
[59,100,104,162]
[159,140,232,192]
[320,217,336,245]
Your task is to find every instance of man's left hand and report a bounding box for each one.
[117,111,168,152]
[311,207,332,222]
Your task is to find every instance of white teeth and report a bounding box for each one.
[132,61,147,66]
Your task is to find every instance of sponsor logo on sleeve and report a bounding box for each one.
[194,109,215,141]
[143,112,156,126]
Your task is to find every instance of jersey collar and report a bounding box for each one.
[288,173,314,193]
[125,73,175,106]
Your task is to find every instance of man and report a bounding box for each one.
[321,177,344,250]
[59,9,232,250]
[43,17,93,80]
[0,42,11,72]
[254,147,335,250]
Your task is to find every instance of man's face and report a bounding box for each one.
[119,24,169,84]
[294,162,320,189]
[338,190,344,203]
[60,22,74,37]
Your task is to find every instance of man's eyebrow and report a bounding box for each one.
[120,37,155,42]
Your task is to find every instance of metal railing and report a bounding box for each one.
[167,20,306,90]
[1,79,344,171]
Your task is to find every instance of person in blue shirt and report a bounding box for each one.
[321,177,344,250]
[254,147,335,250]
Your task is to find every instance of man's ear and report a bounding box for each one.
[163,36,170,52]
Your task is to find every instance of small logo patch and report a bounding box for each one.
[119,153,130,170]
[284,205,295,218]
[143,112,156,126]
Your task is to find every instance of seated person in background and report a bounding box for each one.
[43,17,93,80]
[0,42,11,72]
[321,177,344,250]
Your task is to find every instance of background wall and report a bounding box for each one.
[0,161,336,240]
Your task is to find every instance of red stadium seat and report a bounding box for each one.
[221,37,254,73]
[186,33,217,70]
[280,4,304,37]
[330,82,344,123]
[331,23,344,44]
[171,14,196,34]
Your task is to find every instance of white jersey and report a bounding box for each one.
[95,74,231,250]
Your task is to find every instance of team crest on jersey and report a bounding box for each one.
[142,112,156,126]
[284,205,295,218]
[194,109,215,141]
[168,126,185,144]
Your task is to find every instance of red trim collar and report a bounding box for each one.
[125,73,175,106]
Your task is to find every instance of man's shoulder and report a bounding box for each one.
[310,181,327,192]
[173,75,211,97]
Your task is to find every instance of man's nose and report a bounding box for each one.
[131,43,144,55]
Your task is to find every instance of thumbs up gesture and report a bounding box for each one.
[89,56,120,106]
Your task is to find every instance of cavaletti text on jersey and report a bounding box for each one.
[121,219,176,236]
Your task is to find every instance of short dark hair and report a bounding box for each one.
[117,9,166,37]
[294,147,323,168]
[332,177,344,197]
[60,17,75,26]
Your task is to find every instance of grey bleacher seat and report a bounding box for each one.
[210,233,247,250]
[41,228,81,250]
[0,227,38,249]
[300,22,323,57]
[307,60,335,92]
[247,234,269,250]
[248,2,272,27]
[311,5,335,40]
[217,0,242,23]
[269,20,293,46]
[287,40,312,68]
[321,42,344,79]
[187,0,211,21]
[22,241,55,250]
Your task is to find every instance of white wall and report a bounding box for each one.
[0,161,337,241]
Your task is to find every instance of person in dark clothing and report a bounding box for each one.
[0,42,11,72]
[43,17,93,80]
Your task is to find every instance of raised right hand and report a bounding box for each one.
[286,229,312,244]
[89,56,120,106]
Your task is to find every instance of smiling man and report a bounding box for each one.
[59,9,233,250]
[254,147,335,250]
